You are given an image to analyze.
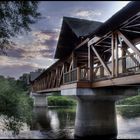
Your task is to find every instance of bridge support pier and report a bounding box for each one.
[75,97,117,138]
[30,92,48,107]
[61,86,138,138]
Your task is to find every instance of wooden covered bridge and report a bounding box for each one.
[31,2,140,138]
[32,2,140,93]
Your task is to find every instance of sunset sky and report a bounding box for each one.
[0,1,130,79]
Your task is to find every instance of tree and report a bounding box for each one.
[0,1,40,53]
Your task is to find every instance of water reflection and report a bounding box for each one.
[117,113,140,139]
[1,105,140,139]
[31,107,51,131]
[31,107,75,139]
[30,106,140,139]
[48,110,60,131]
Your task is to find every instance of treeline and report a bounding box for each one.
[0,75,33,135]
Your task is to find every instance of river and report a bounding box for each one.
[0,105,140,139]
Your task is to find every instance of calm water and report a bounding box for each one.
[0,105,140,139]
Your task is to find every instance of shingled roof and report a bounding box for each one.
[64,17,102,38]
[54,17,102,59]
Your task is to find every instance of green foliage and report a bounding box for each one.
[117,95,140,105]
[117,106,140,118]
[117,95,140,118]
[0,76,33,135]
[0,1,40,52]
[48,96,76,106]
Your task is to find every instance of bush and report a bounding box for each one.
[48,96,76,106]
[117,95,140,105]
[0,76,33,135]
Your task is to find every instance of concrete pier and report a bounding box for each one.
[75,97,117,138]
[61,86,138,138]
[31,92,48,107]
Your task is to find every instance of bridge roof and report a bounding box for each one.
[54,17,102,59]
[89,1,140,38]
[54,1,140,59]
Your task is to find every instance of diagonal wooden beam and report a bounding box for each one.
[117,30,140,58]
[126,49,140,65]
[69,59,73,72]
[91,45,111,76]
[75,38,89,50]
[59,65,64,86]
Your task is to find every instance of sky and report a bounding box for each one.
[0,1,130,79]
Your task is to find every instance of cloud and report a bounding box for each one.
[76,10,101,17]
[2,47,26,59]
[0,65,36,79]
[31,30,59,58]
[0,55,56,79]
[4,30,59,60]
[74,9,102,20]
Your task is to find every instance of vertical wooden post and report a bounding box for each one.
[122,43,127,73]
[72,52,75,69]
[115,33,118,77]
[111,33,115,77]
[100,66,104,78]
[77,67,80,81]
[88,45,93,81]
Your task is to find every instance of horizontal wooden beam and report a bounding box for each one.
[37,87,61,93]
[92,73,140,88]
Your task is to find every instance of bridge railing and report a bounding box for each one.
[63,67,90,84]
[94,53,140,81]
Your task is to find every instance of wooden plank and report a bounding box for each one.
[37,87,61,93]
[92,74,140,88]
[61,83,77,90]
[61,81,91,90]
[91,45,111,76]
[77,82,91,88]
[118,30,140,57]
